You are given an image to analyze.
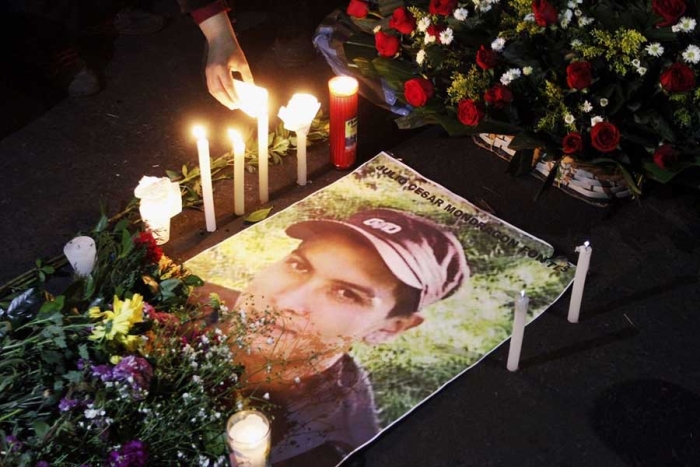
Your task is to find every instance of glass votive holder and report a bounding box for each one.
[226,410,271,467]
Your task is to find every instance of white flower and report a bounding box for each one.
[84,408,101,419]
[500,68,522,86]
[578,16,594,27]
[522,66,533,76]
[581,101,593,113]
[524,13,535,22]
[574,9,582,17]
[682,45,700,64]
[637,67,647,76]
[373,25,381,34]
[672,17,696,33]
[567,0,577,7]
[570,39,582,48]
[263,392,270,400]
[294,376,301,384]
[439,28,454,45]
[599,98,609,107]
[631,59,641,67]
[424,32,436,44]
[491,37,506,51]
[591,116,604,127]
[417,17,431,32]
[645,42,664,57]
[454,8,469,21]
[416,49,426,65]
[564,114,575,124]
[560,9,573,29]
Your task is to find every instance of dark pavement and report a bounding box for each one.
[1,1,699,466]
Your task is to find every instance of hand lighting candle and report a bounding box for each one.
[63,236,96,277]
[226,410,271,467]
[507,290,529,372]
[232,80,269,203]
[568,241,592,323]
[192,125,216,232]
[278,93,321,186]
[328,76,359,170]
[228,129,246,216]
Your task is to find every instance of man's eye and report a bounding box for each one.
[332,287,364,304]
[286,257,309,273]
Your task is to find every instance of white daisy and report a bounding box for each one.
[440,28,454,45]
[645,42,664,57]
[522,66,533,75]
[491,37,506,51]
[672,17,696,33]
[417,17,431,32]
[454,8,469,21]
[560,9,573,29]
[574,9,582,17]
[416,49,427,65]
[581,101,593,113]
[578,16,594,26]
[524,13,535,22]
[599,98,609,107]
[637,67,647,76]
[631,58,641,67]
[682,44,700,64]
[564,114,575,124]
[500,68,522,85]
[571,39,582,48]
[590,116,604,127]
[424,32,436,44]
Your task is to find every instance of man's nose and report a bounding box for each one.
[273,280,313,316]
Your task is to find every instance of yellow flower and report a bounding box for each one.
[89,294,145,347]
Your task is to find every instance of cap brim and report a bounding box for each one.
[286,220,423,290]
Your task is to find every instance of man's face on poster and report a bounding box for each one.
[237,232,420,364]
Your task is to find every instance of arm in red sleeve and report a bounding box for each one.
[176,0,230,24]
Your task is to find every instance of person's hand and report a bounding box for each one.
[199,12,254,109]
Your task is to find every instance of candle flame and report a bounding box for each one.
[278,93,321,131]
[193,125,206,140]
[520,290,525,297]
[584,240,590,248]
[232,80,269,117]
[228,129,245,153]
[329,76,359,97]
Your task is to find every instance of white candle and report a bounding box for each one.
[63,236,96,277]
[192,126,216,232]
[226,410,271,467]
[507,290,529,372]
[258,102,269,204]
[228,129,245,216]
[278,93,321,186]
[568,241,592,323]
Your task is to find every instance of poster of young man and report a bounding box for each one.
[186,152,576,467]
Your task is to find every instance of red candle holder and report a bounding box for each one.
[328,76,359,170]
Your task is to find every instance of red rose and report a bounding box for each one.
[476,45,498,70]
[653,144,678,169]
[590,122,620,153]
[566,61,593,90]
[652,0,686,27]
[375,31,400,57]
[404,78,434,107]
[134,231,163,263]
[660,63,696,93]
[484,84,513,109]
[429,0,458,16]
[389,6,417,34]
[457,99,485,126]
[347,0,369,18]
[562,132,583,155]
[532,0,558,27]
[426,24,445,40]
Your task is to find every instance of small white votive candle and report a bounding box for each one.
[568,241,592,323]
[226,410,271,467]
[507,290,529,372]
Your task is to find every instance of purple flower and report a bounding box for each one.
[113,356,153,401]
[91,364,114,382]
[5,435,22,452]
[35,462,50,467]
[107,440,148,467]
[58,397,80,412]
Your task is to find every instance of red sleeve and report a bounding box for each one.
[190,0,230,24]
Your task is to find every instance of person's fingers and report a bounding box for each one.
[237,63,254,84]
[207,67,236,109]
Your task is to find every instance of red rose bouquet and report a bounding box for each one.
[336,0,700,195]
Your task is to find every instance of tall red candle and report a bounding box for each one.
[328,76,359,170]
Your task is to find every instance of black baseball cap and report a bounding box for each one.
[286,208,469,311]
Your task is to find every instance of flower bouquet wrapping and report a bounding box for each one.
[0,217,272,466]
[331,0,700,196]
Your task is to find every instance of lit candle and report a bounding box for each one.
[328,76,359,170]
[134,176,181,245]
[278,93,321,186]
[226,410,271,467]
[192,126,216,232]
[568,241,592,323]
[63,236,96,277]
[232,80,269,204]
[507,290,529,372]
[228,129,245,216]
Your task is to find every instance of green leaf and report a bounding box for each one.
[182,164,189,177]
[94,214,109,233]
[119,228,134,258]
[166,169,180,181]
[643,154,700,183]
[3,288,42,325]
[183,275,204,287]
[39,296,65,315]
[32,420,50,439]
[245,207,274,223]
[159,279,181,294]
